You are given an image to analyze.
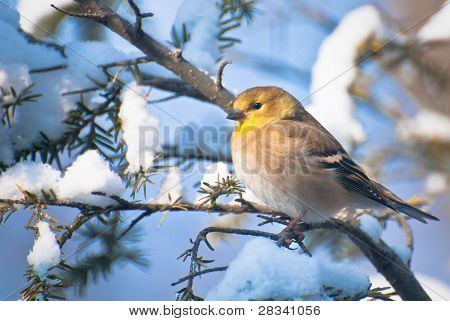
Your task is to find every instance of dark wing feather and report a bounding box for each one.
[279,115,438,222]
[317,151,395,210]
[279,118,391,208]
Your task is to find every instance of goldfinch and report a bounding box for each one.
[228,86,438,224]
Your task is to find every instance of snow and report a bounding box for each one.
[200,162,231,188]
[425,171,448,196]
[207,238,370,300]
[0,150,126,206]
[0,61,33,165]
[119,83,160,173]
[195,162,265,205]
[64,41,127,91]
[58,150,126,207]
[398,110,450,142]
[16,0,73,35]
[417,3,450,42]
[27,221,61,280]
[0,62,32,97]
[359,214,381,243]
[390,245,412,266]
[0,161,60,200]
[307,5,382,151]
[154,167,183,203]
[10,41,125,151]
[172,0,221,73]
[0,8,130,155]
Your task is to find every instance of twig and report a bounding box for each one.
[257,214,289,226]
[140,73,209,102]
[216,60,232,91]
[127,0,154,32]
[50,4,106,22]
[171,266,228,286]
[148,93,181,104]
[57,212,88,248]
[29,64,68,74]
[61,86,100,96]
[118,210,153,239]
[180,226,281,300]
[159,144,232,163]
[100,56,153,69]
[19,29,66,56]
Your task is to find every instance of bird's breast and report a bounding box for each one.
[230,127,353,222]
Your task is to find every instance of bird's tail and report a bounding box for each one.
[390,201,439,223]
[375,182,439,223]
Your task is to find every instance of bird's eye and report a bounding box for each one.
[250,102,262,110]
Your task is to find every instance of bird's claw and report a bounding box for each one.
[276,220,312,256]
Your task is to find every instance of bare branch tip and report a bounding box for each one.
[50,4,105,22]
[127,0,154,32]
[216,60,232,91]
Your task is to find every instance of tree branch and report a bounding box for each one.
[140,73,210,102]
[100,56,154,69]
[0,194,430,300]
[159,144,232,163]
[50,4,106,22]
[176,226,281,300]
[0,196,281,216]
[175,218,431,301]
[302,220,430,301]
[127,0,154,32]
[57,211,88,248]
[171,266,228,287]
[71,0,235,111]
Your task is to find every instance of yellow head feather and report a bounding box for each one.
[231,86,301,135]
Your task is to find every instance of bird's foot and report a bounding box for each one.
[276,217,312,257]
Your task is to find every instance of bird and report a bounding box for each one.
[228,86,438,233]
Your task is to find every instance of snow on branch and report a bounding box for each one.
[207,238,370,300]
[27,221,62,280]
[119,83,160,173]
[0,150,125,207]
[0,180,431,301]
[173,218,429,301]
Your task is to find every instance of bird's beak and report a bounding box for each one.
[227,110,246,121]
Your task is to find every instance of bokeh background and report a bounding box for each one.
[0,0,449,300]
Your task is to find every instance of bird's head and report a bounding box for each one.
[228,86,301,135]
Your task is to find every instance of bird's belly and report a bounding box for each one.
[234,164,349,223]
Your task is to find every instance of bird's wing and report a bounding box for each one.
[290,120,392,208]
[275,118,437,222]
